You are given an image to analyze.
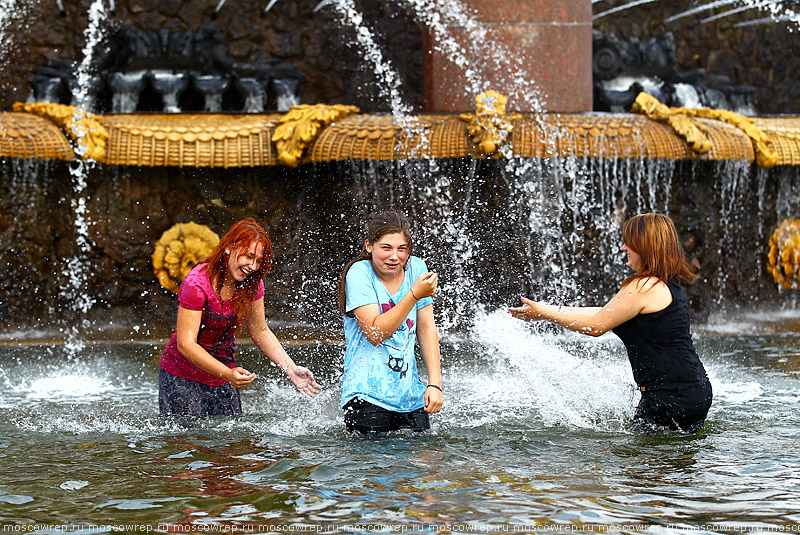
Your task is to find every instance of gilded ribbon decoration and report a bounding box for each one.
[272,104,360,167]
[632,92,778,168]
[13,102,109,162]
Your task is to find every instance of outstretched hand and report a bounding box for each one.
[507,297,542,322]
[287,365,321,398]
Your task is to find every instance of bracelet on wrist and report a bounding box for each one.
[426,384,442,392]
[410,288,419,301]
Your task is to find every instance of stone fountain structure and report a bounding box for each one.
[1,0,799,331]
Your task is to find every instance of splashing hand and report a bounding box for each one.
[227,367,257,390]
[508,297,542,322]
[287,365,321,398]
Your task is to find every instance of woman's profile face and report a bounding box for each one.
[622,242,642,272]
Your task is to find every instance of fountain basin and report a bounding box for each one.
[2,324,800,529]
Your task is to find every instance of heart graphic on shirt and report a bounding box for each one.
[406,319,414,330]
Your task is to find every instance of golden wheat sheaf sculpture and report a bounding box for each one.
[272,104,360,167]
[13,102,108,162]
[768,219,800,290]
[632,92,778,168]
[152,222,220,293]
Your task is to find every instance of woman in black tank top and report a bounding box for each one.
[508,213,712,433]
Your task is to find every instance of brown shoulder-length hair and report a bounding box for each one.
[621,213,698,287]
[203,217,273,329]
[337,211,413,315]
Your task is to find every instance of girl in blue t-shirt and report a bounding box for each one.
[336,211,443,433]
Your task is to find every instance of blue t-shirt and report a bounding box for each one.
[341,256,433,412]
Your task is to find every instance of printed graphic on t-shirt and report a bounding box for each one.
[380,298,415,379]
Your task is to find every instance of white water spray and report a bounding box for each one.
[465,309,635,430]
[60,0,109,355]
[0,0,21,68]
[401,0,547,112]
[328,0,430,157]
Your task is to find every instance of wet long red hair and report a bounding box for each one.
[204,218,273,328]
[621,213,698,287]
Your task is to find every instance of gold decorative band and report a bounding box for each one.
[2,100,800,168]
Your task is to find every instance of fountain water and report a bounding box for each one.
[0,0,796,323]
[54,0,111,355]
[664,0,742,23]
[1,0,800,530]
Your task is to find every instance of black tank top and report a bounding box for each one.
[611,278,707,390]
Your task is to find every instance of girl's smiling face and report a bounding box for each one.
[366,232,410,280]
[226,241,265,282]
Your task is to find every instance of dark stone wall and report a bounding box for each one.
[593,0,800,115]
[0,0,423,113]
[0,1,798,114]
[0,157,795,332]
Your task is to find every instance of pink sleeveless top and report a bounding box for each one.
[159,263,264,386]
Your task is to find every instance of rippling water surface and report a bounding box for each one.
[2,310,800,533]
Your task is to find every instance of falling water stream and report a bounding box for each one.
[58,0,109,355]
[0,0,21,68]
[401,0,546,112]
[596,0,800,29]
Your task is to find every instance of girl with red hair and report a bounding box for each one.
[159,218,320,417]
[509,213,712,433]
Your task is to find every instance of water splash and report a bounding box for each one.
[338,159,483,331]
[465,309,635,430]
[60,0,110,355]
[401,0,546,112]
[502,155,675,304]
[411,161,480,331]
[0,0,22,68]
[27,373,115,400]
[327,0,430,157]
[320,0,557,329]
[738,0,800,30]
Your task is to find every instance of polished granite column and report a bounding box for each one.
[422,0,592,112]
